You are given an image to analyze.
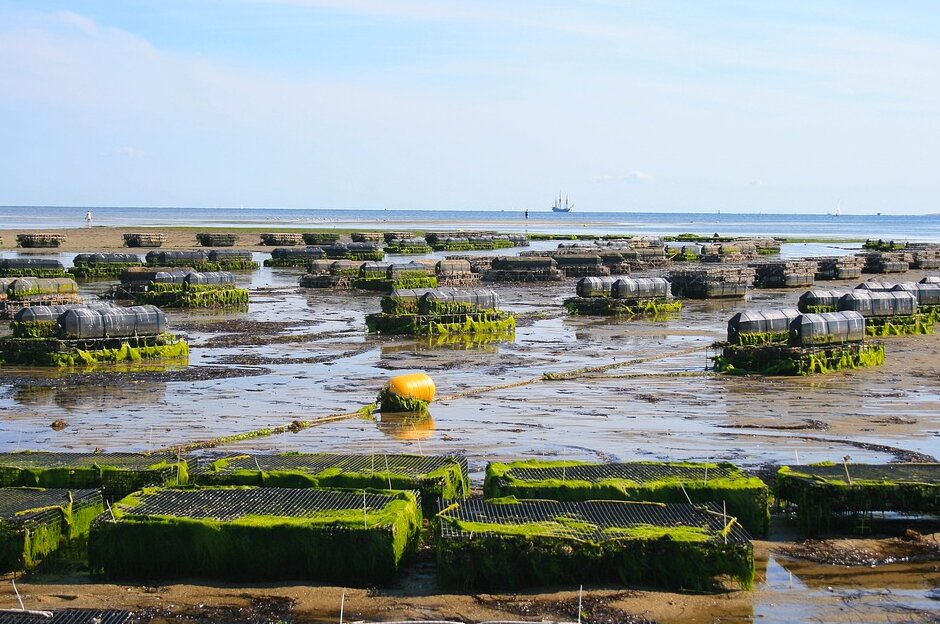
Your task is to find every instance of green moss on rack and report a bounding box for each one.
[385,245,434,254]
[798,305,837,314]
[135,286,249,308]
[865,314,934,336]
[352,277,438,292]
[729,330,789,346]
[69,264,143,279]
[714,343,885,376]
[196,456,468,514]
[776,465,940,535]
[0,491,104,571]
[263,258,312,268]
[10,320,58,339]
[1,336,189,367]
[436,501,754,592]
[0,457,188,501]
[89,487,421,584]
[366,310,515,337]
[0,269,69,279]
[484,460,769,537]
[564,298,682,317]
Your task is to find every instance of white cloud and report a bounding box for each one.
[625,170,652,183]
[749,178,764,187]
[116,146,144,158]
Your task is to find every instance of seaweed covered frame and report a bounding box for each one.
[89,486,422,584]
[563,297,682,317]
[0,488,104,570]
[714,342,885,376]
[0,452,188,501]
[195,453,469,514]
[0,336,189,367]
[485,460,769,537]
[776,464,940,535]
[436,497,755,592]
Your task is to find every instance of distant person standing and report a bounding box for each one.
[85,210,93,226]
[524,209,529,220]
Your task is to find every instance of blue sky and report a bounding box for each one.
[0,1,937,213]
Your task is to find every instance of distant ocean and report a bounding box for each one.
[2,206,938,241]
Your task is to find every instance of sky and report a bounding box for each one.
[0,1,938,214]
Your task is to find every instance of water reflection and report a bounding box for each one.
[14,381,167,412]
[380,332,514,355]
[375,411,435,440]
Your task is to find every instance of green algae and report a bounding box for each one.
[68,263,143,279]
[195,454,468,514]
[714,343,885,376]
[10,320,58,339]
[776,464,940,535]
[865,314,935,336]
[564,297,682,317]
[0,336,189,367]
[0,454,189,501]
[484,460,769,537]
[0,269,69,279]
[89,487,421,584]
[436,499,754,592]
[135,285,249,308]
[0,489,104,571]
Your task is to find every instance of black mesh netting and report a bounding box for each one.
[195,453,466,480]
[508,463,738,484]
[0,488,100,524]
[439,499,750,544]
[122,488,404,522]
[0,453,177,471]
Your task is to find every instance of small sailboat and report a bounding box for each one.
[552,193,573,213]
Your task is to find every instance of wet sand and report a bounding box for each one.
[0,228,937,622]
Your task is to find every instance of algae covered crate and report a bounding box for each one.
[0,488,103,571]
[89,487,422,584]
[0,452,188,501]
[484,460,769,537]
[776,463,940,535]
[193,453,468,513]
[437,498,754,591]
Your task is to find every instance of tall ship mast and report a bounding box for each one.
[551,193,572,212]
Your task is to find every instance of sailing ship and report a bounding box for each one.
[552,193,573,213]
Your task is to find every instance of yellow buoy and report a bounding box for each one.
[378,372,436,412]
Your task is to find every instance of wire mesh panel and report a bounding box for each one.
[0,452,186,500]
[90,487,422,584]
[507,462,738,484]
[441,498,750,543]
[0,488,103,570]
[0,488,99,523]
[437,498,754,591]
[0,610,134,624]
[485,460,768,536]
[125,487,399,521]
[193,453,468,510]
